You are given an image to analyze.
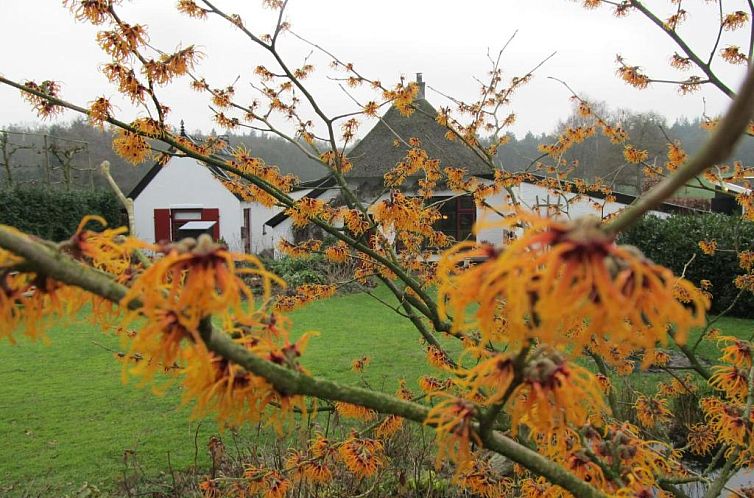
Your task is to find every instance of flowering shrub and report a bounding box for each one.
[2,1,754,497]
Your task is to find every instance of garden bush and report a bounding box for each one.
[0,186,121,241]
[264,254,328,288]
[620,213,754,316]
[263,253,365,292]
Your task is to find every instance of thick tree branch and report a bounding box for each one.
[0,225,608,498]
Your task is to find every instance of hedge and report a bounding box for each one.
[0,187,122,241]
[620,213,754,317]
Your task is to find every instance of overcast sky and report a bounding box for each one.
[0,0,749,138]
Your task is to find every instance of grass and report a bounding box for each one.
[287,287,460,390]
[0,286,453,496]
[0,321,215,496]
[0,285,751,495]
[685,314,753,359]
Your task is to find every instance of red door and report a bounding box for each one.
[154,209,170,243]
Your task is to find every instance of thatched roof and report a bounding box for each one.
[346,98,490,179]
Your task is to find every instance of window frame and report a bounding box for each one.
[430,195,477,243]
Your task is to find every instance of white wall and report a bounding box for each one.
[133,157,244,251]
[245,188,342,256]
[476,180,670,245]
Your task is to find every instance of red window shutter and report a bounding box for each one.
[201,208,220,241]
[154,209,171,243]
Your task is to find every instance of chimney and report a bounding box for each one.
[416,72,425,100]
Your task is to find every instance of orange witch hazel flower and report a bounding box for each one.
[698,239,717,255]
[337,432,385,477]
[124,306,197,384]
[285,450,332,484]
[454,459,512,497]
[66,215,144,278]
[376,414,404,438]
[0,231,88,342]
[687,423,716,456]
[274,283,336,311]
[0,267,79,343]
[335,401,377,421]
[507,348,606,434]
[244,465,291,498]
[123,234,281,331]
[437,215,708,353]
[717,335,753,368]
[119,234,295,409]
[181,347,274,425]
[112,129,151,165]
[426,344,455,370]
[460,351,515,404]
[709,365,750,402]
[180,333,312,429]
[424,394,479,467]
[0,251,26,340]
[702,397,750,447]
[198,478,221,498]
[633,395,673,429]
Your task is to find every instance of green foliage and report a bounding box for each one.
[264,252,365,293]
[264,254,328,288]
[0,186,122,241]
[620,213,754,316]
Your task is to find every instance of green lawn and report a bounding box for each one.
[0,286,451,496]
[0,286,750,496]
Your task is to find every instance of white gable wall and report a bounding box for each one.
[242,188,318,255]
[255,188,342,257]
[477,180,671,244]
[242,200,280,255]
[133,157,244,251]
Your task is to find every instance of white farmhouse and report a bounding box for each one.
[130,75,695,256]
[130,155,246,251]
[129,154,338,254]
[260,75,692,254]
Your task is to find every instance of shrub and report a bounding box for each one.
[0,186,122,241]
[262,253,367,293]
[265,254,328,288]
[620,213,754,316]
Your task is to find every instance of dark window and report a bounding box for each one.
[431,195,476,242]
[170,209,202,242]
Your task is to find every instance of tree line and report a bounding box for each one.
[498,102,754,196]
[0,120,326,193]
[2,102,752,196]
